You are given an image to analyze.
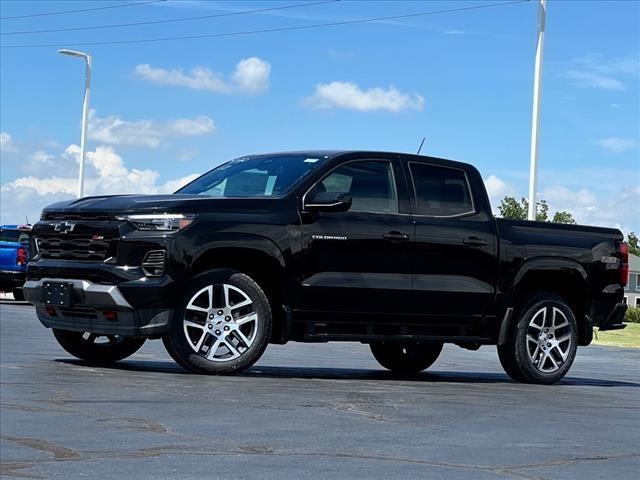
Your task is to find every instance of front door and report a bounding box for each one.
[298,159,414,320]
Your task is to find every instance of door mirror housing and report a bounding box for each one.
[305,191,352,213]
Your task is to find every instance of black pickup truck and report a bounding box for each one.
[24,151,629,384]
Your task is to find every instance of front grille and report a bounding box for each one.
[37,235,114,261]
[42,212,114,221]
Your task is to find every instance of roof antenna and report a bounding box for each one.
[416,137,426,155]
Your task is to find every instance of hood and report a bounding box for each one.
[41,194,287,216]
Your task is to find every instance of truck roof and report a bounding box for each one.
[244,150,473,170]
[0,225,32,231]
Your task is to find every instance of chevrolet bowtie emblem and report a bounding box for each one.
[54,221,76,234]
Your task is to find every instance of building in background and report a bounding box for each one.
[624,254,640,308]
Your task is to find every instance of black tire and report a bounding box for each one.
[12,289,24,301]
[52,329,146,364]
[370,342,443,375]
[162,270,272,375]
[498,293,578,385]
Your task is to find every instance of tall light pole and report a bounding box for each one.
[58,49,92,199]
[527,0,546,221]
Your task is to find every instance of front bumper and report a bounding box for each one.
[24,277,173,337]
[0,269,26,290]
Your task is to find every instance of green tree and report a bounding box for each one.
[498,197,550,222]
[536,200,549,222]
[628,232,640,256]
[498,196,527,220]
[497,196,577,224]
[552,211,576,224]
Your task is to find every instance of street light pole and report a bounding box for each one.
[58,49,92,199]
[527,0,546,221]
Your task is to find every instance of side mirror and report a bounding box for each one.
[305,191,352,213]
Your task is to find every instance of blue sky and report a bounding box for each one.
[1,0,638,232]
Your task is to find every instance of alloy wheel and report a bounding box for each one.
[526,306,572,373]
[183,283,258,362]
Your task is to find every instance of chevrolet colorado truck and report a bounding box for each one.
[0,225,31,301]
[24,151,629,384]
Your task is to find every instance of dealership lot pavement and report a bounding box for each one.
[1,301,639,479]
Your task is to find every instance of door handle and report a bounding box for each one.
[383,231,410,242]
[463,236,488,246]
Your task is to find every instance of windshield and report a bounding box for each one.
[176,154,327,198]
[0,229,30,243]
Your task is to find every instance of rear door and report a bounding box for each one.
[407,161,499,322]
[298,158,414,319]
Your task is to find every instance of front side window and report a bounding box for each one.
[311,161,398,214]
[178,154,327,198]
[410,163,473,217]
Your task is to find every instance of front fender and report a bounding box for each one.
[187,232,287,270]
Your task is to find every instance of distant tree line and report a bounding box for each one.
[497,196,576,224]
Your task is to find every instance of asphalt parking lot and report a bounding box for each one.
[1,301,639,479]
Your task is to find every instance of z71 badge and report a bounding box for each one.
[600,256,619,264]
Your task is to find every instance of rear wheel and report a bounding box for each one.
[498,293,578,384]
[370,342,443,375]
[162,270,271,375]
[52,329,146,364]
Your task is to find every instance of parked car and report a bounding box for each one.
[23,151,628,384]
[0,225,31,301]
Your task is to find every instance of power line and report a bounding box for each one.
[1,0,339,36]
[0,0,530,49]
[0,0,166,21]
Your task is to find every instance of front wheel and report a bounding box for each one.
[162,270,271,375]
[52,329,146,364]
[498,293,578,384]
[370,342,443,375]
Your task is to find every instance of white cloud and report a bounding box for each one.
[565,53,639,90]
[540,184,639,232]
[306,81,424,112]
[88,111,215,148]
[327,48,354,60]
[23,150,57,174]
[595,137,638,154]
[483,175,518,213]
[565,71,624,91]
[134,57,271,95]
[0,132,17,152]
[1,145,200,224]
[231,57,271,94]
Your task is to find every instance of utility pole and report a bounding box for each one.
[58,49,92,198]
[527,0,546,221]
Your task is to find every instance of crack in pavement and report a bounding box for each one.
[2,435,637,479]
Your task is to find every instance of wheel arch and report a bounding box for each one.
[189,235,292,343]
[510,258,591,346]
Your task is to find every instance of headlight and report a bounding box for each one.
[118,213,197,232]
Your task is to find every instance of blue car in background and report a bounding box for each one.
[0,225,31,301]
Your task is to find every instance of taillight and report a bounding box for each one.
[16,247,27,266]
[619,242,629,287]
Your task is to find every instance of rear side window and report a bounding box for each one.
[313,161,398,214]
[410,163,473,216]
[0,229,29,243]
